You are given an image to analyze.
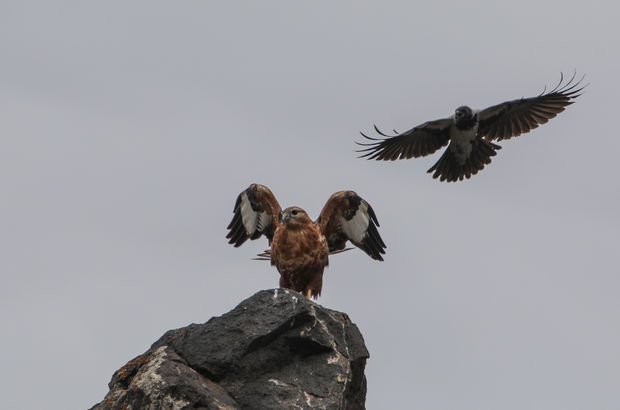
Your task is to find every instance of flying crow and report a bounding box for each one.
[357,73,586,182]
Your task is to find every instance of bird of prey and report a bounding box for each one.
[357,73,586,182]
[226,184,386,299]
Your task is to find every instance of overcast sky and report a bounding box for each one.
[2,2,619,409]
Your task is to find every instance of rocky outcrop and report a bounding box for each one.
[91,289,369,409]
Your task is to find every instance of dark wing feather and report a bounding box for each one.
[479,73,586,141]
[226,183,282,247]
[316,191,386,261]
[356,118,453,160]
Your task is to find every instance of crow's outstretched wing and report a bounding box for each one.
[357,118,453,160]
[478,73,586,141]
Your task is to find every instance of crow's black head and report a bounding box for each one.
[454,106,477,130]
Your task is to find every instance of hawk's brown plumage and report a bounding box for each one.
[226,184,386,298]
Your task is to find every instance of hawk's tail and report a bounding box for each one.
[427,139,501,182]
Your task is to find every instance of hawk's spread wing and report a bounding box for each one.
[226,184,282,247]
[356,118,453,160]
[478,73,585,141]
[316,191,386,261]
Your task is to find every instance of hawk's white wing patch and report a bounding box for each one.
[339,201,370,245]
[226,184,281,247]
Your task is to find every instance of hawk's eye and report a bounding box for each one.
[292,210,298,216]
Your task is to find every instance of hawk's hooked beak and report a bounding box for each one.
[281,212,290,223]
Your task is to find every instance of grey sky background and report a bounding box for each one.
[2,1,619,409]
